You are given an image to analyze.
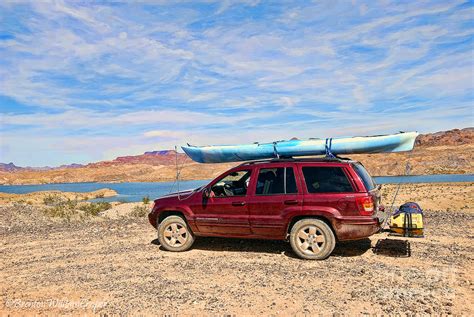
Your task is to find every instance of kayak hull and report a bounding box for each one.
[182,132,418,163]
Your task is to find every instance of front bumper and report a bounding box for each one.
[148,211,157,228]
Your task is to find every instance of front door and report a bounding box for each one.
[247,164,302,238]
[194,169,253,236]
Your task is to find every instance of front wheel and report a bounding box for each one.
[157,215,195,252]
[289,219,336,260]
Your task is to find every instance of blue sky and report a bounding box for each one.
[0,0,473,166]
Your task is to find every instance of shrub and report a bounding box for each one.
[42,198,111,219]
[43,204,74,220]
[65,198,78,209]
[131,205,149,217]
[43,194,63,206]
[41,197,78,220]
[78,202,112,216]
[142,195,150,204]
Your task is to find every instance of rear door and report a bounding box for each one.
[247,163,302,238]
[297,163,358,217]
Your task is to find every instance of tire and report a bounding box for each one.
[289,218,336,260]
[157,215,195,252]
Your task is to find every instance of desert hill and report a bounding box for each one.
[0,128,472,185]
[416,127,474,146]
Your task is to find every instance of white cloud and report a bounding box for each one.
[352,85,369,106]
[143,130,186,138]
[278,96,300,107]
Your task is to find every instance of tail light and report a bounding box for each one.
[356,196,375,216]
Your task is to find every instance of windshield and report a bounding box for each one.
[352,163,376,191]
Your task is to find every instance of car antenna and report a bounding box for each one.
[175,145,180,200]
[173,146,195,201]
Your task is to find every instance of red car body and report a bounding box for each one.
[149,158,382,242]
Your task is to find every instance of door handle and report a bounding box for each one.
[284,199,298,205]
[232,201,246,206]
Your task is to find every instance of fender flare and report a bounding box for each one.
[152,205,197,231]
[285,209,340,235]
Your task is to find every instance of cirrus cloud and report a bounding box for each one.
[0,0,472,166]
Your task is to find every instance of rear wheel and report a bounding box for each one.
[290,219,336,260]
[158,215,195,252]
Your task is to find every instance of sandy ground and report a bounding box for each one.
[1,183,473,315]
[380,182,473,212]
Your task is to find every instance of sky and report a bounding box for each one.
[0,0,473,166]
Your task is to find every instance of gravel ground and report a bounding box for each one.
[1,203,473,315]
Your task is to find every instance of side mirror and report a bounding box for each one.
[377,184,382,191]
[203,187,211,198]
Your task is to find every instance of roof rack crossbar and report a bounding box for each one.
[236,155,353,167]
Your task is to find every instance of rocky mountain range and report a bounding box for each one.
[0,162,85,172]
[1,128,472,185]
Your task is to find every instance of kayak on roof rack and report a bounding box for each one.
[181,131,419,163]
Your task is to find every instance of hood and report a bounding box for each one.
[154,187,201,202]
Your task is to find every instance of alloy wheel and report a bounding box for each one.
[163,223,188,247]
[296,225,326,255]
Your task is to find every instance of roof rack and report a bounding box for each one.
[237,155,355,167]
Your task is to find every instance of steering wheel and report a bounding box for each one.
[223,183,234,196]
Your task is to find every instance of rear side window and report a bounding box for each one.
[302,167,354,193]
[256,167,298,195]
[352,163,376,191]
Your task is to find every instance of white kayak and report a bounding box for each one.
[182,131,418,163]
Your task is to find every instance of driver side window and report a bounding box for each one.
[211,170,252,197]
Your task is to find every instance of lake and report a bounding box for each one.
[0,174,473,203]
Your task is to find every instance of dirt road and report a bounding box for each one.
[1,184,473,315]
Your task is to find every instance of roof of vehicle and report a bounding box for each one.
[237,156,359,167]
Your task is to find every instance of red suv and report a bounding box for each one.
[149,158,382,260]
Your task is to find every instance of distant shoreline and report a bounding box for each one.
[0,176,473,204]
[1,173,473,187]
[0,178,209,187]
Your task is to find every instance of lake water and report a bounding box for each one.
[0,174,472,203]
